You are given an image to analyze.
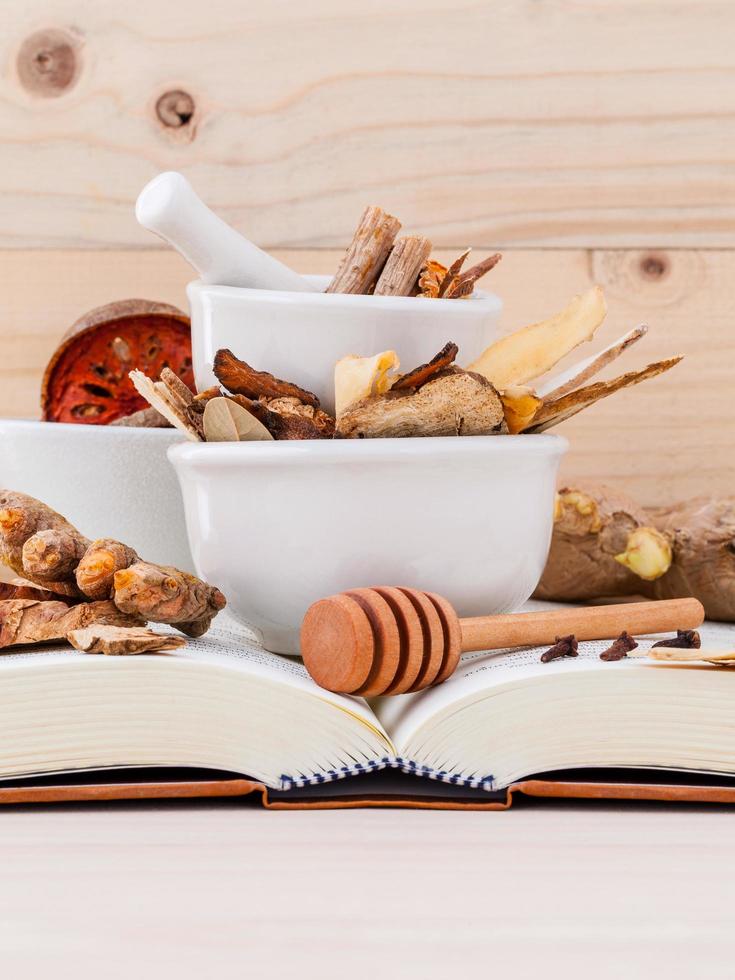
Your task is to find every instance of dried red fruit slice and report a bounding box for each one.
[41,299,193,425]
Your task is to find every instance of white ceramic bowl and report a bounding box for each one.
[189,276,502,414]
[170,435,567,654]
[0,420,194,577]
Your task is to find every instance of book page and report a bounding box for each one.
[378,606,735,750]
[0,613,386,737]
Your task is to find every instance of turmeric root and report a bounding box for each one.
[0,491,89,582]
[0,599,142,649]
[0,491,226,635]
[112,562,226,637]
[535,483,735,622]
[75,539,139,600]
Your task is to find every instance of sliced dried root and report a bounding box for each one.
[336,368,507,439]
[129,369,202,441]
[68,626,185,655]
[374,236,432,296]
[0,599,142,649]
[536,325,648,400]
[526,357,682,432]
[110,406,171,428]
[468,286,607,389]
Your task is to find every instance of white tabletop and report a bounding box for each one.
[2,798,732,978]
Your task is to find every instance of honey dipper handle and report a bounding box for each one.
[459,598,705,652]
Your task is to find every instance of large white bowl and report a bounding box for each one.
[169,435,567,654]
[189,275,502,414]
[0,420,194,576]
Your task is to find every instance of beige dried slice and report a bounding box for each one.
[645,646,735,663]
[526,357,683,432]
[334,350,400,418]
[536,325,648,400]
[203,397,274,442]
[160,366,194,410]
[337,368,507,439]
[67,625,186,655]
[445,252,502,298]
[468,286,607,388]
[129,369,202,441]
[499,385,543,434]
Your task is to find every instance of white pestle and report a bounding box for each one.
[135,171,316,292]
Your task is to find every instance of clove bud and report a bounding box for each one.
[600,630,638,662]
[540,634,578,663]
[651,629,701,650]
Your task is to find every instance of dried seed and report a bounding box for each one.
[540,634,578,663]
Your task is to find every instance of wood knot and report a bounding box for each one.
[17,28,81,97]
[155,90,197,141]
[639,252,669,281]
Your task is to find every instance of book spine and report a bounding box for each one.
[279,758,495,792]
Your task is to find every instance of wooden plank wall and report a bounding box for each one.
[0,1,733,505]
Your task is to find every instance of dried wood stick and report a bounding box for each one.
[326,206,401,294]
[374,236,432,296]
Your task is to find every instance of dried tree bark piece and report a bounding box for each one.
[113,562,226,638]
[0,599,143,649]
[203,397,274,442]
[445,253,502,298]
[374,236,432,296]
[0,580,72,603]
[526,358,683,432]
[0,491,89,580]
[326,206,402,294]
[129,370,202,441]
[67,625,186,655]
[337,368,507,439]
[391,342,459,391]
[110,406,171,428]
[469,286,608,389]
[213,349,320,408]
[75,539,139,600]
[437,249,472,298]
[537,325,648,401]
[160,366,194,408]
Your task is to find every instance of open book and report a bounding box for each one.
[1,608,734,808]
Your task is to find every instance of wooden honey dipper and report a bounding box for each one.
[300,588,705,696]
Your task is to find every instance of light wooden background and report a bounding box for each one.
[1,0,733,504]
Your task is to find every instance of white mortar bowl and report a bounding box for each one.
[169,435,567,654]
[189,276,502,414]
[0,420,194,577]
